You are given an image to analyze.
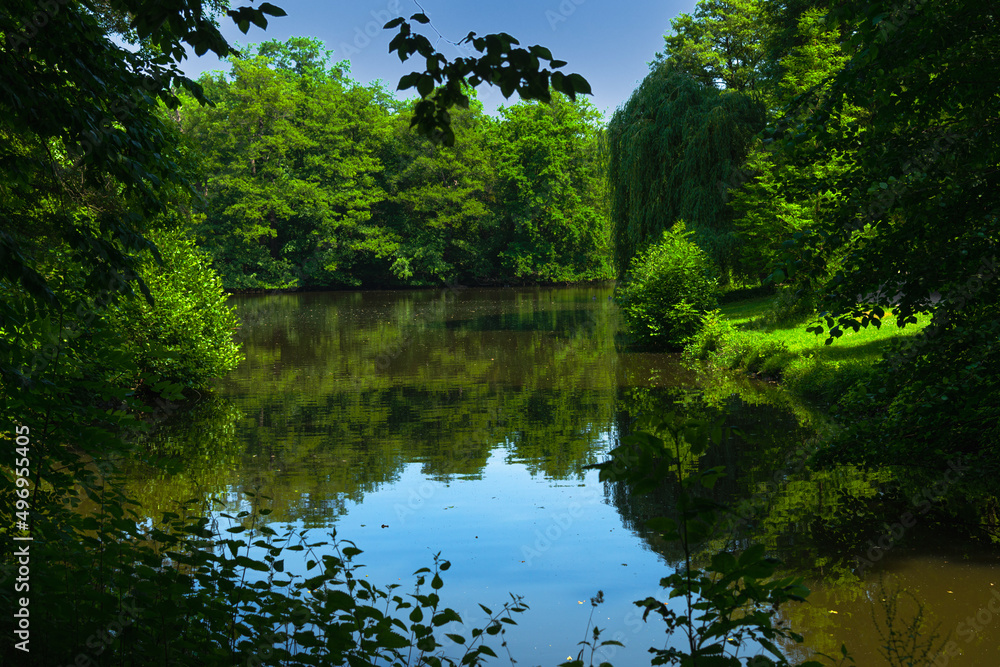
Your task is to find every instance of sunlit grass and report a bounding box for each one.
[717,295,773,329]
[698,297,935,404]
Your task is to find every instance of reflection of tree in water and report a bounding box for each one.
[601,385,962,664]
[123,286,624,528]
[122,394,244,518]
[444,308,599,336]
[604,387,835,567]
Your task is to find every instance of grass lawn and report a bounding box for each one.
[688,296,934,404]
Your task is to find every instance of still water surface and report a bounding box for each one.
[135,285,1000,665]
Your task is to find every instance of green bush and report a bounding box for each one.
[682,312,791,376]
[111,225,243,389]
[616,222,718,349]
[681,309,735,361]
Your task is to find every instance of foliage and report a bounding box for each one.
[376,95,497,284]
[559,591,624,667]
[605,64,765,280]
[180,47,612,289]
[591,410,847,666]
[615,223,719,349]
[0,462,527,666]
[488,94,613,283]
[727,5,856,297]
[683,297,934,405]
[606,0,999,509]
[179,39,395,289]
[657,0,773,95]
[1,0,594,330]
[774,0,1000,489]
[0,0,286,333]
[109,225,242,388]
[384,13,591,146]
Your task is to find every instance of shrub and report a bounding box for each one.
[616,222,718,349]
[682,311,791,376]
[681,309,735,362]
[111,225,243,389]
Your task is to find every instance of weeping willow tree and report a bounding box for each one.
[605,64,765,280]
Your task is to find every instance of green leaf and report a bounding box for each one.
[417,75,436,98]
[739,544,767,567]
[566,73,592,95]
[259,3,286,17]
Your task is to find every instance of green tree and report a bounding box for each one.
[728,6,853,284]
[0,0,286,326]
[488,93,612,283]
[615,222,719,349]
[658,0,773,95]
[606,65,765,280]
[109,224,242,388]
[181,39,394,288]
[786,0,1000,495]
[374,95,497,284]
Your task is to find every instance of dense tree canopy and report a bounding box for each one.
[606,65,765,280]
[375,96,497,284]
[180,39,396,288]
[657,0,773,95]
[178,42,611,289]
[0,0,286,321]
[488,94,611,282]
[784,0,1000,484]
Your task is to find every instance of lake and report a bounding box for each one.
[131,285,1000,666]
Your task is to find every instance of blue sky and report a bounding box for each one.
[180,0,697,118]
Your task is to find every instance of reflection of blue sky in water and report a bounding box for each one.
[325,448,670,666]
[219,446,679,667]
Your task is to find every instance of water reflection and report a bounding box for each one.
[126,285,1000,665]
